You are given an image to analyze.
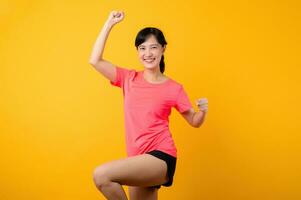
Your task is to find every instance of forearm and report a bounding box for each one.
[89,21,114,64]
[192,110,206,128]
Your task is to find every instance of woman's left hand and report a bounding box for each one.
[196,97,208,114]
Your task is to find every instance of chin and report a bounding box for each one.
[144,64,156,68]
[142,62,159,69]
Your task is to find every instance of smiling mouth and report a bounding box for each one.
[144,58,155,63]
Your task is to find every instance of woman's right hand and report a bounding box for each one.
[106,11,125,27]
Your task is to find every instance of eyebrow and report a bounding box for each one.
[138,44,160,47]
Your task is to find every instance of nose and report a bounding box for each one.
[145,48,153,57]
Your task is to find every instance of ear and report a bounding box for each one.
[162,45,166,53]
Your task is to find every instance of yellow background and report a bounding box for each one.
[1,0,300,199]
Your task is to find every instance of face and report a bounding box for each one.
[137,35,165,70]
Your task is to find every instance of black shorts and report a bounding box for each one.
[145,150,177,189]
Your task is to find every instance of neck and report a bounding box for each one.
[143,67,164,81]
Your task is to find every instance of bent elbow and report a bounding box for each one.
[193,124,201,128]
[89,57,103,66]
[192,121,203,128]
[89,60,97,66]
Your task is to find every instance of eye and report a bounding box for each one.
[151,46,157,49]
[139,47,145,50]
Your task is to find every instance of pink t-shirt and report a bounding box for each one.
[110,66,192,158]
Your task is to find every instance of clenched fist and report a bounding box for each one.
[106,11,125,26]
[196,98,208,114]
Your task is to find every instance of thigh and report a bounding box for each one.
[128,186,158,200]
[94,154,168,187]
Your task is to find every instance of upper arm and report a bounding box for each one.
[89,59,117,83]
[180,108,196,127]
[174,86,193,113]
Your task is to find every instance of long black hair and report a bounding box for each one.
[135,27,167,73]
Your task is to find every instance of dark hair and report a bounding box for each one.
[135,27,167,73]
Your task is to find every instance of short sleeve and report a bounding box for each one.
[174,86,193,113]
[110,66,131,88]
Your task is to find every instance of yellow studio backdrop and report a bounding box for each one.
[0,0,300,199]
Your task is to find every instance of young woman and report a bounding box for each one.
[89,11,208,200]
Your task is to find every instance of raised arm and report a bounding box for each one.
[89,11,125,83]
[181,98,208,128]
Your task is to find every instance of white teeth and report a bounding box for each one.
[144,58,155,62]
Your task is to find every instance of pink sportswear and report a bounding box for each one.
[110,66,192,158]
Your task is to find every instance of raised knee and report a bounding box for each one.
[93,165,111,188]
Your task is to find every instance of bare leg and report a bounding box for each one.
[93,154,168,200]
[93,177,128,200]
[129,186,158,200]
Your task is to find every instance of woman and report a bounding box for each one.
[89,11,208,200]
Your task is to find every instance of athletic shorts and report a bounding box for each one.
[145,150,177,189]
